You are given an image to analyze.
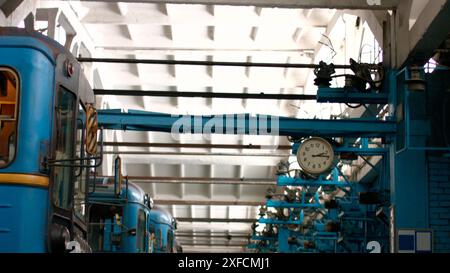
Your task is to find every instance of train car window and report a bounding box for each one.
[136,209,146,253]
[0,69,19,167]
[167,231,173,253]
[88,205,123,252]
[74,103,87,220]
[155,228,162,252]
[53,87,76,210]
[148,226,156,253]
[88,217,105,252]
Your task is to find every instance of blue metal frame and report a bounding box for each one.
[291,138,388,156]
[266,200,323,209]
[251,132,391,253]
[397,66,450,152]
[317,87,389,104]
[98,109,396,138]
[277,168,354,187]
[258,212,304,225]
[251,235,277,241]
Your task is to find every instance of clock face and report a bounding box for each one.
[297,137,334,175]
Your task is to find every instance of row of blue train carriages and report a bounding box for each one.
[89,158,179,253]
[0,27,179,253]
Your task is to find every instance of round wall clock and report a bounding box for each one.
[297,137,334,175]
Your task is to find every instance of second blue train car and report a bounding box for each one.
[149,206,177,253]
[88,157,178,253]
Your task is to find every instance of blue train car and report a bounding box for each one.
[148,206,177,253]
[88,175,179,253]
[88,157,156,253]
[88,180,154,253]
[0,27,99,252]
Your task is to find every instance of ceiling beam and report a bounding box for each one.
[71,0,400,10]
[0,0,36,27]
[96,46,316,55]
[0,0,8,10]
[176,217,256,223]
[176,231,249,235]
[207,165,214,199]
[179,243,247,247]
[94,89,316,100]
[182,246,245,253]
[177,239,250,244]
[103,141,291,150]
[343,9,386,45]
[178,164,185,199]
[127,176,275,185]
[78,57,352,69]
[115,153,283,166]
[38,1,96,54]
[404,0,450,66]
[356,155,382,184]
[154,199,264,206]
[175,234,250,238]
[103,151,289,157]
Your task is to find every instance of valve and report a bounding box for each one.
[314,61,335,87]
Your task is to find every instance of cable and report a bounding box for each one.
[359,156,380,174]
[334,164,352,189]
[320,34,337,60]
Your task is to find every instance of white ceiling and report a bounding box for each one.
[82,3,336,252]
[16,0,381,252]
[70,1,380,253]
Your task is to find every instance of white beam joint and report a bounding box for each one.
[0,0,37,27]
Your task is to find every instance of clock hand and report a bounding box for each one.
[312,153,330,158]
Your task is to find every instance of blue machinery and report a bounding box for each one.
[95,63,396,253]
[250,163,390,253]
[96,56,450,253]
[245,65,450,253]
